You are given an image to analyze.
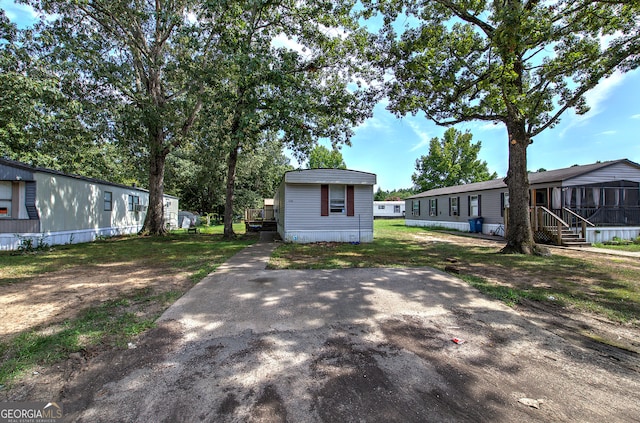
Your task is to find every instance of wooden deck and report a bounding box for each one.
[244,208,276,232]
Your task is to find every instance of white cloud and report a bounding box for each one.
[407,120,431,152]
[560,70,627,137]
[631,114,640,120]
[356,116,388,131]
[597,130,617,136]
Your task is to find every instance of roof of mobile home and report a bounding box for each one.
[283,168,377,185]
[0,157,178,198]
[408,158,640,199]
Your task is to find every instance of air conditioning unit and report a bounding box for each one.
[134,204,148,212]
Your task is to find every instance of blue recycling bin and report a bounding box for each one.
[468,217,484,233]
[468,219,476,232]
[475,217,484,233]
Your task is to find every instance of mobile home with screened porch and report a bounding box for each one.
[405,159,640,245]
[274,169,376,243]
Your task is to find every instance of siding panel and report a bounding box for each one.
[407,190,505,226]
[565,162,640,186]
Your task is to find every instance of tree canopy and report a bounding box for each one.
[412,128,497,192]
[15,0,377,238]
[191,1,376,237]
[307,145,347,169]
[364,0,640,254]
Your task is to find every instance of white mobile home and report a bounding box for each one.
[373,201,405,218]
[0,158,179,251]
[274,169,376,243]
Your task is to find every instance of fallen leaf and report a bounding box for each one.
[518,398,541,409]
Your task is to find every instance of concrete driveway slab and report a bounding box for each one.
[64,242,640,423]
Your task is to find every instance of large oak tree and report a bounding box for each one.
[365,0,639,254]
[22,0,215,235]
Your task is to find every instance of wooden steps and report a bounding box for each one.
[559,229,590,247]
[535,227,591,247]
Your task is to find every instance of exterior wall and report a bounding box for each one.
[1,163,179,250]
[564,162,640,186]
[276,169,376,243]
[586,227,640,244]
[164,197,180,229]
[373,201,405,218]
[405,189,507,232]
[280,183,373,243]
[35,172,145,233]
[405,218,471,233]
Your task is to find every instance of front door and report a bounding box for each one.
[532,188,548,207]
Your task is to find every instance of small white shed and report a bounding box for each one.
[273,169,377,243]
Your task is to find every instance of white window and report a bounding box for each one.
[450,197,459,216]
[128,195,139,211]
[0,182,12,218]
[470,195,479,216]
[394,205,401,213]
[412,200,420,216]
[378,205,385,210]
[429,199,437,216]
[330,185,345,213]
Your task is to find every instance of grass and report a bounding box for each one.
[592,236,640,252]
[0,222,253,386]
[0,291,164,384]
[0,222,251,285]
[270,220,640,325]
[593,242,640,252]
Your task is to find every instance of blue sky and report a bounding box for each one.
[3,1,639,191]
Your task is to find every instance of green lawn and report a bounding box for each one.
[593,242,640,252]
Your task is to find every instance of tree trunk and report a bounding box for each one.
[141,127,168,235]
[501,120,536,254]
[223,144,240,239]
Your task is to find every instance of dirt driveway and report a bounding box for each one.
[43,242,638,422]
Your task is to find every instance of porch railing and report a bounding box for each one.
[244,208,274,222]
[561,207,595,239]
[553,206,640,226]
[531,206,568,245]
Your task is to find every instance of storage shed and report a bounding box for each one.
[274,169,376,243]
